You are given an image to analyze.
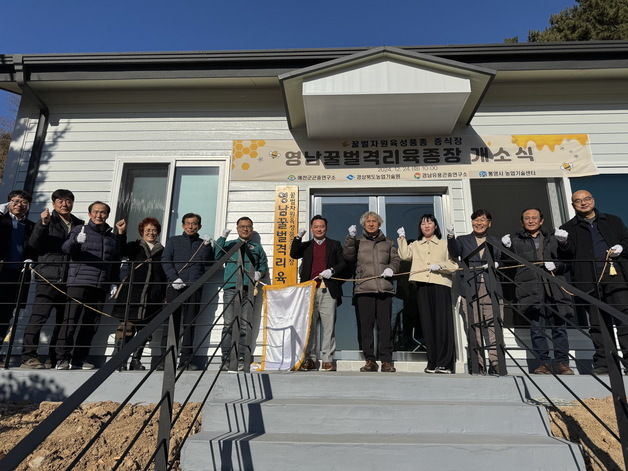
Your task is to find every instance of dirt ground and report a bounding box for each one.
[550,396,625,471]
[0,396,624,470]
[0,401,201,470]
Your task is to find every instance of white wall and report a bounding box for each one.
[472,78,628,171]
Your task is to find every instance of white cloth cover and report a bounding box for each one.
[257,280,317,371]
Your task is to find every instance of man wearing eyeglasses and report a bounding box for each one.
[557,189,628,374]
[0,190,36,343]
[21,189,84,369]
[215,216,268,371]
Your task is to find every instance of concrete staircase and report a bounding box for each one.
[181,373,586,471]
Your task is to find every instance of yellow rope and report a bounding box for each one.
[30,266,115,319]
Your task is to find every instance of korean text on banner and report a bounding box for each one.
[231,134,597,182]
[272,185,298,285]
[258,281,317,371]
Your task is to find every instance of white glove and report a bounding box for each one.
[446,225,455,237]
[611,244,623,257]
[77,226,87,244]
[0,202,7,214]
[494,262,499,269]
[172,278,186,290]
[501,234,511,248]
[429,264,441,272]
[397,227,406,238]
[381,268,394,278]
[254,271,261,282]
[544,261,557,272]
[554,228,569,243]
[203,236,212,246]
[348,225,357,237]
[319,269,332,279]
[480,263,489,270]
[221,228,231,239]
[23,259,34,267]
[110,285,118,298]
[298,229,306,238]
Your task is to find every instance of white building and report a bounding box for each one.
[1,42,627,371]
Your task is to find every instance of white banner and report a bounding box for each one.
[231,134,597,181]
[257,281,317,371]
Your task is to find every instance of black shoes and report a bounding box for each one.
[360,360,379,372]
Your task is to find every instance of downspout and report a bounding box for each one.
[13,54,49,196]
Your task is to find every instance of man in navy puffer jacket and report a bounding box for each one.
[55,201,126,370]
[161,212,214,370]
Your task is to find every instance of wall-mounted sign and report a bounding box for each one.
[272,185,298,286]
[231,134,596,182]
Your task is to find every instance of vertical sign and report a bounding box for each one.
[272,185,299,285]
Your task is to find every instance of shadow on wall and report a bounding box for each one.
[0,371,66,403]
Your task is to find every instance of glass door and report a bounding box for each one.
[312,194,443,360]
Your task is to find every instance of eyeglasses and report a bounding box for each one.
[572,196,593,205]
[9,199,29,206]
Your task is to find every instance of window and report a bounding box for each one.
[569,174,628,224]
[113,159,227,244]
[115,163,169,239]
[167,165,220,239]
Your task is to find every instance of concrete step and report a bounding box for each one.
[181,432,586,471]
[202,398,550,435]
[211,372,528,402]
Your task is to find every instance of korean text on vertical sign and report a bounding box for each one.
[272,185,299,285]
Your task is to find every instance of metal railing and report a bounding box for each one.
[460,239,628,470]
[0,239,255,470]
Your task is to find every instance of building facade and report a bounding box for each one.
[1,42,628,370]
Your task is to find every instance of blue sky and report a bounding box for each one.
[0,0,576,124]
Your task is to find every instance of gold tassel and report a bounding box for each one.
[320,279,327,290]
[609,262,618,276]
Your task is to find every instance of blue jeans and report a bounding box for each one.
[526,303,569,363]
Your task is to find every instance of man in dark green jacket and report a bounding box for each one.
[215,216,268,371]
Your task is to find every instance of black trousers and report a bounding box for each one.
[55,286,104,365]
[22,281,66,362]
[355,293,393,363]
[587,274,628,369]
[161,286,200,362]
[0,268,28,341]
[415,282,455,371]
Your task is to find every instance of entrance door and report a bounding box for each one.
[312,194,443,359]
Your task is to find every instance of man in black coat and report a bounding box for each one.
[0,190,36,343]
[21,189,83,369]
[502,208,574,375]
[290,215,346,371]
[448,209,502,374]
[558,189,628,374]
[161,213,213,370]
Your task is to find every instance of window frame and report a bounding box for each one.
[111,156,229,245]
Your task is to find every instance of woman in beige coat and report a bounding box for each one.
[398,214,458,374]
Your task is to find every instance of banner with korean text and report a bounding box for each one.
[231,134,597,182]
[272,185,298,285]
[257,281,316,371]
